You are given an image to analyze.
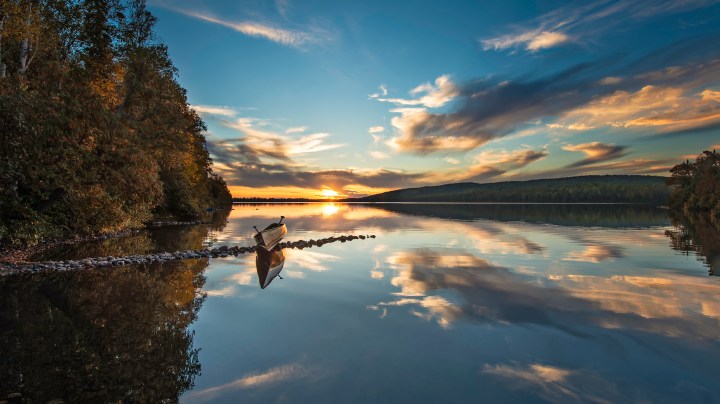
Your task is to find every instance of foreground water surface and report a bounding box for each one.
[2,203,719,403]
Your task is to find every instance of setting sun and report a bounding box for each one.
[321,189,340,198]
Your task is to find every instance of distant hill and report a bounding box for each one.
[351,175,669,204]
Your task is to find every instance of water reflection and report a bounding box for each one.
[0,259,207,402]
[4,204,720,402]
[256,248,286,289]
[370,203,670,228]
[0,210,231,401]
[666,212,720,276]
[371,247,720,340]
[31,209,231,262]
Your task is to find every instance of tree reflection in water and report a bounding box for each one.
[0,210,230,401]
[0,259,207,402]
[666,212,720,276]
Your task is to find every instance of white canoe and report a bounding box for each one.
[253,223,287,251]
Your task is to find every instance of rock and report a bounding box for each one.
[219,245,229,252]
[359,235,366,239]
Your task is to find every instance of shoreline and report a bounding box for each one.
[0,235,376,276]
[0,220,207,265]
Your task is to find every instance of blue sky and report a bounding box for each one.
[148,0,720,197]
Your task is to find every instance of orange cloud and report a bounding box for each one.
[554,85,720,132]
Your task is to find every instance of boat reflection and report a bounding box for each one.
[256,247,286,289]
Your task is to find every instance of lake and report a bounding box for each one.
[2,203,719,403]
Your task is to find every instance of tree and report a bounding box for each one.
[667,150,720,217]
[0,0,232,246]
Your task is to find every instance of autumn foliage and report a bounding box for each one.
[0,0,232,245]
[667,150,720,218]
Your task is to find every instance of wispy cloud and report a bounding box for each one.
[424,148,548,183]
[220,117,343,159]
[368,126,385,134]
[482,31,570,52]
[191,104,239,117]
[369,84,388,98]
[562,142,628,167]
[554,84,720,133]
[371,75,458,108]
[286,126,307,134]
[157,4,330,47]
[275,0,291,18]
[188,363,314,400]
[481,0,718,53]
[563,244,625,263]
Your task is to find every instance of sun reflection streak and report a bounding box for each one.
[322,203,339,217]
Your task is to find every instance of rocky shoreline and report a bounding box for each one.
[0,220,207,264]
[0,234,376,276]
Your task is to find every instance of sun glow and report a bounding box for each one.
[322,203,339,217]
[321,188,340,198]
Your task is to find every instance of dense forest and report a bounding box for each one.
[667,150,720,218]
[355,175,669,204]
[0,0,232,246]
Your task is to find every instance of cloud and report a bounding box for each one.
[211,129,549,193]
[562,142,628,167]
[483,363,572,385]
[160,5,329,47]
[210,117,551,193]
[375,43,720,154]
[482,363,622,402]
[275,0,290,17]
[191,104,238,117]
[368,126,385,134]
[286,126,307,134]
[209,136,425,191]
[378,65,602,154]
[482,30,570,52]
[465,149,548,182]
[219,117,343,160]
[555,85,720,133]
[370,270,384,279]
[563,244,625,263]
[379,246,720,340]
[481,0,716,53]
[517,157,672,181]
[373,75,459,108]
[188,363,313,399]
[445,157,461,165]
[369,84,389,98]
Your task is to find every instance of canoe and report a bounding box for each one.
[253,216,287,251]
[256,248,285,289]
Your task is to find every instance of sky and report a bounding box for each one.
[147,0,720,198]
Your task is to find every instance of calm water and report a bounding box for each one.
[2,203,720,403]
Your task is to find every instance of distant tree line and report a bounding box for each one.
[667,150,720,218]
[232,197,335,203]
[0,0,232,246]
[357,175,669,204]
